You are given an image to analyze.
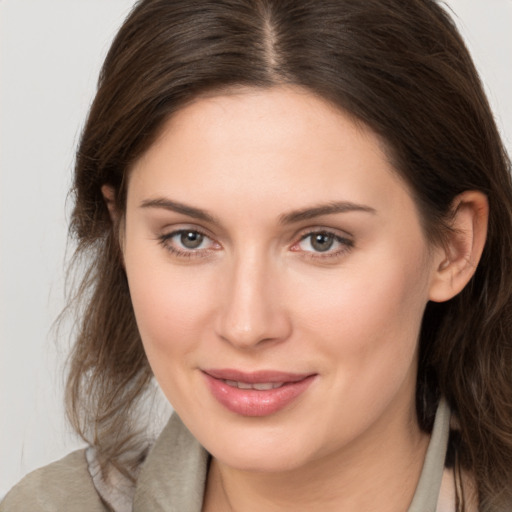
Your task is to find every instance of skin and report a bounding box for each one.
[110,86,488,511]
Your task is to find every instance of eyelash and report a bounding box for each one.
[157,228,354,261]
[292,231,354,261]
[158,229,218,259]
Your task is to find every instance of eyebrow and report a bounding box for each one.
[140,198,217,223]
[139,197,376,225]
[279,201,376,224]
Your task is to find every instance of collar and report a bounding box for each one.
[89,398,452,512]
[408,396,451,512]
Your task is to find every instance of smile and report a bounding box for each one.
[202,369,316,417]
[223,380,284,390]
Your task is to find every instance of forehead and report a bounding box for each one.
[146,87,385,168]
[128,86,416,225]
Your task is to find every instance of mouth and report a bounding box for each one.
[222,380,284,390]
[201,369,316,417]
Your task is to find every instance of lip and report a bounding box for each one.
[202,369,316,417]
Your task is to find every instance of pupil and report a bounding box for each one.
[181,231,203,249]
[311,233,334,252]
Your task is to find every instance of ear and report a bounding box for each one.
[428,191,488,303]
[101,184,126,266]
[101,185,119,223]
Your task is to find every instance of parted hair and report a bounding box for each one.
[66,0,512,509]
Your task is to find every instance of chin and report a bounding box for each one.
[213,442,314,473]
[197,418,321,473]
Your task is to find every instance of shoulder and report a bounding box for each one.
[0,449,107,512]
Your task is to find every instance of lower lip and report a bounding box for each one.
[202,373,316,417]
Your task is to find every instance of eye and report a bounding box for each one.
[301,232,337,252]
[292,230,353,258]
[159,229,219,257]
[178,230,207,249]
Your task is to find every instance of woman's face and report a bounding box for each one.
[123,87,442,472]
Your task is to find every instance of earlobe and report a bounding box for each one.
[428,191,488,303]
[101,185,119,223]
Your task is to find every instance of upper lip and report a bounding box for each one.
[202,368,315,384]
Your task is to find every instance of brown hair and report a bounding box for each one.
[66,0,512,508]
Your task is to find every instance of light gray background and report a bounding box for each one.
[1,0,511,497]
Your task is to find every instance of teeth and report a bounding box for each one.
[253,382,279,390]
[223,380,284,390]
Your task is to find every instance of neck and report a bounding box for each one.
[203,399,430,512]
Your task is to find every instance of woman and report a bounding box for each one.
[2,0,511,510]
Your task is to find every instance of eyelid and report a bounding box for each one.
[156,223,354,261]
[292,225,354,243]
[159,221,216,238]
[158,226,221,258]
[289,227,354,259]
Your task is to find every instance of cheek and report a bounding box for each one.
[125,262,220,411]
[124,248,217,366]
[291,243,431,402]
[297,246,429,335]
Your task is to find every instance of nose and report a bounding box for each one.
[214,250,292,349]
